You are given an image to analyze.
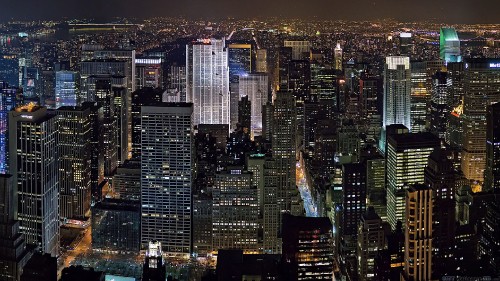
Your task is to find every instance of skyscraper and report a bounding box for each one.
[283,40,311,60]
[342,163,367,237]
[485,102,500,191]
[186,39,230,127]
[334,42,343,71]
[410,61,429,133]
[440,28,462,64]
[56,105,92,219]
[386,132,440,229]
[430,71,451,140]
[140,103,193,255]
[0,174,31,281]
[461,59,500,182]
[8,104,59,257]
[357,207,385,281]
[238,73,269,137]
[403,185,433,281]
[383,56,411,131]
[55,71,80,108]
[212,167,259,252]
[0,82,19,174]
[228,43,252,83]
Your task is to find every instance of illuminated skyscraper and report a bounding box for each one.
[140,103,193,255]
[334,42,343,71]
[485,102,500,191]
[284,40,311,60]
[186,38,230,127]
[440,28,462,64]
[410,61,429,133]
[238,73,268,137]
[0,54,19,87]
[135,58,163,89]
[55,71,80,108]
[0,83,19,174]
[256,49,267,73]
[386,132,440,230]
[143,241,166,281]
[403,185,433,281]
[212,167,259,252]
[383,56,411,130]
[430,71,451,139]
[461,59,500,182]
[228,43,252,83]
[342,163,367,237]
[8,105,59,257]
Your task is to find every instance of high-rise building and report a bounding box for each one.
[140,103,193,255]
[0,174,31,281]
[228,43,252,83]
[334,42,343,71]
[135,58,163,89]
[485,102,500,191]
[0,82,19,174]
[403,185,433,281]
[357,207,385,281]
[212,167,259,252]
[381,57,411,152]
[386,132,440,230]
[167,65,186,102]
[8,105,59,257]
[283,40,311,60]
[186,38,230,127]
[238,73,268,137]
[21,67,41,104]
[131,88,163,158]
[281,214,334,280]
[56,105,92,219]
[0,54,19,87]
[113,160,141,201]
[55,71,80,108]
[142,241,166,281]
[410,61,429,133]
[364,153,387,222]
[342,163,367,237]
[360,76,382,142]
[440,28,462,64]
[430,71,451,139]
[256,49,267,73]
[272,92,298,217]
[461,59,500,182]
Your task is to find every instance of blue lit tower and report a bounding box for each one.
[0,83,19,174]
[55,71,80,108]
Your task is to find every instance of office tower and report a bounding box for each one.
[56,105,92,219]
[337,119,360,163]
[237,95,251,131]
[334,42,343,71]
[8,105,59,257]
[478,196,500,274]
[167,65,186,102]
[256,49,267,73]
[80,59,130,102]
[440,28,462,63]
[386,132,440,230]
[135,58,163,89]
[461,59,500,182]
[20,253,57,281]
[399,32,413,55]
[86,102,105,203]
[278,47,293,90]
[228,43,252,83]
[55,71,80,108]
[365,153,387,222]
[447,62,465,106]
[284,40,311,60]
[0,83,19,174]
[342,163,367,237]
[142,241,166,281]
[360,76,382,142]
[288,60,311,94]
[198,124,229,153]
[92,49,136,93]
[272,92,297,216]
[238,73,268,137]
[113,160,141,201]
[357,207,385,281]
[447,100,464,149]
[281,214,334,280]
[310,65,336,102]
[212,167,259,252]
[381,57,411,152]
[21,67,40,104]
[430,71,451,139]
[403,185,433,281]
[41,70,55,108]
[485,102,500,191]
[131,88,163,158]
[141,103,193,255]
[60,266,105,281]
[192,192,213,256]
[186,38,230,126]
[410,61,429,133]
[0,175,31,281]
[92,198,140,253]
[0,54,19,87]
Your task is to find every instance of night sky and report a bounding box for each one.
[0,0,497,23]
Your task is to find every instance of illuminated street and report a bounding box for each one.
[296,161,318,217]
[58,225,92,278]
